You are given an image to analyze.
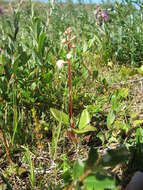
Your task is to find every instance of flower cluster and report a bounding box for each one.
[102,10,109,21]
[0,8,2,14]
[56,27,76,70]
[56,27,77,135]
[94,7,109,25]
[56,60,65,70]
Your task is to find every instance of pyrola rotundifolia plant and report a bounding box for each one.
[56,27,77,144]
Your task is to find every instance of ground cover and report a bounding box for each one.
[0,0,143,189]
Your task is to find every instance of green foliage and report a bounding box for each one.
[50,108,96,134]
[73,109,96,134]
[50,108,69,126]
[23,146,35,189]
[0,0,142,189]
[73,159,84,181]
[83,174,115,190]
[137,65,143,76]
[67,146,128,189]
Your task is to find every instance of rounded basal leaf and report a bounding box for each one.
[73,125,96,134]
[50,108,69,126]
[83,173,115,190]
[78,109,91,129]
[73,159,84,181]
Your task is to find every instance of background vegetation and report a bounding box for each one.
[0,0,143,189]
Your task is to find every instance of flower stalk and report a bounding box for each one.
[67,30,75,129]
[56,27,77,144]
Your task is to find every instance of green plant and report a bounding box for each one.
[0,0,142,189]
[22,146,35,189]
[67,146,128,189]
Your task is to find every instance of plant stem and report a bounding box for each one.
[68,34,74,129]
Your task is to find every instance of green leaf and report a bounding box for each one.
[13,58,19,73]
[102,78,107,85]
[120,67,137,78]
[102,146,129,167]
[73,125,96,134]
[92,70,98,80]
[0,54,5,73]
[73,159,84,181]
[50,108,69,126]
[88,37,95,48]
[107,109,116,128]
[113,121,129,133]
[83,174,115,190]
[111,95,118,111]
[83,42,88,53]
[38,31,46,54]
[133,120,143,127]
[62,170,72,184]
[78,109,91,129]
[130,112,138,122]
[85,148,98,170]
[136,128,143,144]
[137,65,143,76]
[118,88,129,99]
[17,167,28,176]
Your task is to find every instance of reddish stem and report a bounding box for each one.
[68,34,74,129]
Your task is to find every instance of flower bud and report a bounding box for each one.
[64,27,72,35]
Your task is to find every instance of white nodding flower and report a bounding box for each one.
[70,35,76,41]
[61,38,66,44]
[67,53,72,60]
[56,60,65,70]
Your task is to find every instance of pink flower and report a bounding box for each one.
[0,8,2,14]
[102,11,109,21]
